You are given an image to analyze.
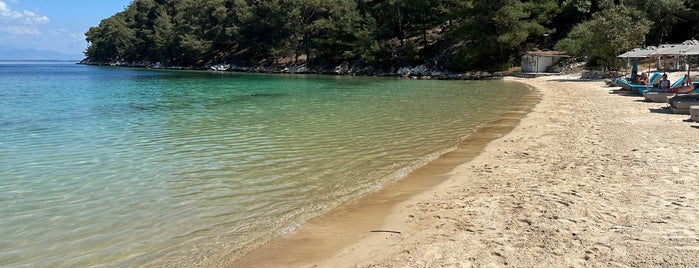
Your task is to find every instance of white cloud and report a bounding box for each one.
[0,25,39,35]
[0,0,49,35]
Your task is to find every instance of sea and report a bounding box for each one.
[0,61,534,267]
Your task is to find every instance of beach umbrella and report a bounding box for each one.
[618,47,658,74]
[617,49,635,70]
[617,48,657,60]
[652,41,699,75]
[653,44,687,70]
[617,49,639,58]
[653,44,692,56]
[652,44,692,71]
[678,45,699,77]
[618,48,642,75]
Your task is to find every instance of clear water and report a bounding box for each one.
[0,62,532,267]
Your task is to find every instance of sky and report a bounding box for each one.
[0,0,132,55]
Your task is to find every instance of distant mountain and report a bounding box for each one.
[0,48,83,61]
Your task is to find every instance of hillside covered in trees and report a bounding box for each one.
[83,0,699,72]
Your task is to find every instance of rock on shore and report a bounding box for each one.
[78,59,518,80]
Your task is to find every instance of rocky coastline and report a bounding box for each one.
[78,57,605,80]
[78,59,519,80]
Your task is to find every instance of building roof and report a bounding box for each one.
[525,50,570,57]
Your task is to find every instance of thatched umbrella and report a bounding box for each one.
[617,47,657,76]
[678,44,699,78]
[652,44,693,72]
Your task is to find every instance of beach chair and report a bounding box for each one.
[637,72,661,95]
[612,74,633,87]
[613,72,660,94]
[668,94,699,114]
[642,76,687,102]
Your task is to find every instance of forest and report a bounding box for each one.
[83,0,699,72]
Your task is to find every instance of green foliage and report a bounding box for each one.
[83,0,699,71]
[671,0,699,40]
[283,0,364,65]
[153,6,175,62]
[625,0,685,44]
[85,14,137,62]
[555,5,651,68]
[446,0,558,71]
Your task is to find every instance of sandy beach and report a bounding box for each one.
[232,73,699,267]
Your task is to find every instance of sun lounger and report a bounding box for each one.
[668,94,699,114]
[613,72,660,94]
[643,76,689,102]
[612,74,633,87]
[638,72,661,95]
[690,106,699,122]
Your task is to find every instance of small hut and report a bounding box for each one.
[521,50,570,75]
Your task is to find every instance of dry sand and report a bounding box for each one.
[232,74,699,267]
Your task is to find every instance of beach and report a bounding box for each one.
[232,73,699,267]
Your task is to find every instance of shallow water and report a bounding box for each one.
[0,62,531,267]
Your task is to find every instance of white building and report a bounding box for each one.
[521,50,570,74]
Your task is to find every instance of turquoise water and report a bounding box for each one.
[0,62,531,267]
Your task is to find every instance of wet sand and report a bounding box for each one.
[230,73,699,267]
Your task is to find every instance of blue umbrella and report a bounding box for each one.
[632,58,637,74]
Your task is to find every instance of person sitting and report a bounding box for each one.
[637,72,649,85]
[669,75,696,94]
[631,72,640,83]
[658,73,670,89]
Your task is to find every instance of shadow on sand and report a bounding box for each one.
[608,88,642,97]
[551,78,606,83]
[649,107,673,114]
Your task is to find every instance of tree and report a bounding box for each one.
[122,0,159,62]
[153,6,175,63]
[85,14,137,63]
[447,0,557,71]
[84,0,693,72]
[555,4,651,68]
[548,0,593,48]
[235,0,289,64]
[307,0,365,65]
[624,0,685,44]
[670,0,699,42]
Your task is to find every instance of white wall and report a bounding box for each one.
[521,55,558,73]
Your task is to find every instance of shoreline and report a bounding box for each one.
[230,73,699,267]
[76,60,550,80]
[226,80,541,266]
